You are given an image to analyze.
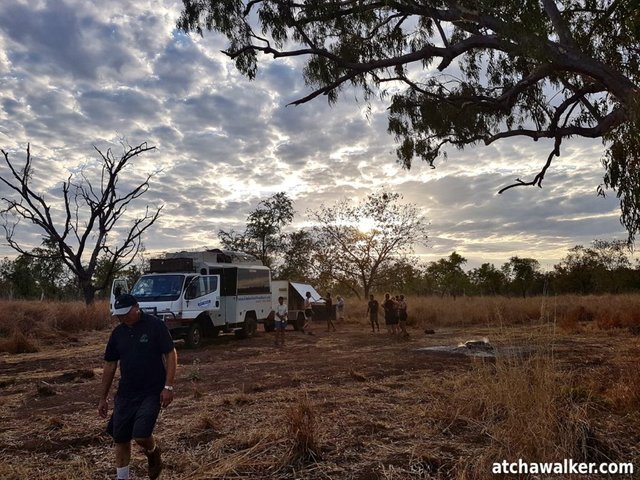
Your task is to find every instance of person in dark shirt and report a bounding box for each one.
[366,294,380,332]
[383,293,397,335]
[398,294,409,337]
[324,292,337,332]
[98,294,177,480]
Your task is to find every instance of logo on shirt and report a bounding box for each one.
[139,334,149,343]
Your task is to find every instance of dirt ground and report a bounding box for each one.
[1,319,639,479]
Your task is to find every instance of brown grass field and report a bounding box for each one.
[1,295,639,479]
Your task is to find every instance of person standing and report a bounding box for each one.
[336,295,345,323]
[303,291,314,335]
[98,294,177,480]
[398,294,409,337]
[383,293,396,335]
[275,296,288,346]
[324,292,337,332]
[366,294,380,332]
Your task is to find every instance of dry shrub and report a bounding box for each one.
[0,329,39,354]
[285,397,320,464]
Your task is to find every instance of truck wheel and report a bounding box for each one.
[236,314,257,339]
[264,311,275,332]
[186,322,203,349]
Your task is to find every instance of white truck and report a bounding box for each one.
[265,280,324,331]
[111,249,272,348]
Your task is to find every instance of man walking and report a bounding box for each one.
[366,294,380,332]
[98,294,177,480]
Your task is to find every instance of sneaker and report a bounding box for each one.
[147,446,163,479]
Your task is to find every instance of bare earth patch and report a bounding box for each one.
[1,320,639,479]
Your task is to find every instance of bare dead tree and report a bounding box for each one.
[0,142,162,304]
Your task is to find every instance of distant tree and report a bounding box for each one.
[375,257,426,295]
[469,262,507,296]
[502,256,541,298]
[309,192,428,298]
[93,246,149,299]
[0,257,12,298]
[0,142,162,304]
[28,239,72,299]
[8,255,37,298]
[425,251,469,299]
[553,239,632,293]
[179,1,640,240]
[276,229,315,281]
[218,192,294,269]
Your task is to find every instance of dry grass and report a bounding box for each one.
[2,296,640,479]
[0,330,39,354]
[0,300,110,352]
[348,293,640,333]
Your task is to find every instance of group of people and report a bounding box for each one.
[367,293,409,336]
[275,291,345,345]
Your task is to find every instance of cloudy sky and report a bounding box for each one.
[0,0,630,271]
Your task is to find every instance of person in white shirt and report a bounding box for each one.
[275,296,288,346]
[303,291,314,335]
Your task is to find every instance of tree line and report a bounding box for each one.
[0,231,636,301]
[375,241,640,299]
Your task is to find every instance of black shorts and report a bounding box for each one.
[107,393,161,443]
[305,308,313,319]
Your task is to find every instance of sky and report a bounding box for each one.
[0,0,631,271]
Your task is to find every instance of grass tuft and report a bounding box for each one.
[285,397,320,465]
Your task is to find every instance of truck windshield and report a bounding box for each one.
[131,274,185,302]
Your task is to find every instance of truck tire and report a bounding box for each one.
[236,314,257,339]
[264,311,275,332]
[186,322,203,349]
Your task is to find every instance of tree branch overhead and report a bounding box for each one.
[178,0,640,239]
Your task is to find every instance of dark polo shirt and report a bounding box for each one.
[104,312,174,398]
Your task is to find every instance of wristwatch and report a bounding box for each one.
[163,385,174,391]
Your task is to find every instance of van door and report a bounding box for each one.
[183,275,221,318]
[110,278,130,314]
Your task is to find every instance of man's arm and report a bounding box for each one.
[160,348,178,408]
[98,361,117,418]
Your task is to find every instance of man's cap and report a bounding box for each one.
[113,294,138,315]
